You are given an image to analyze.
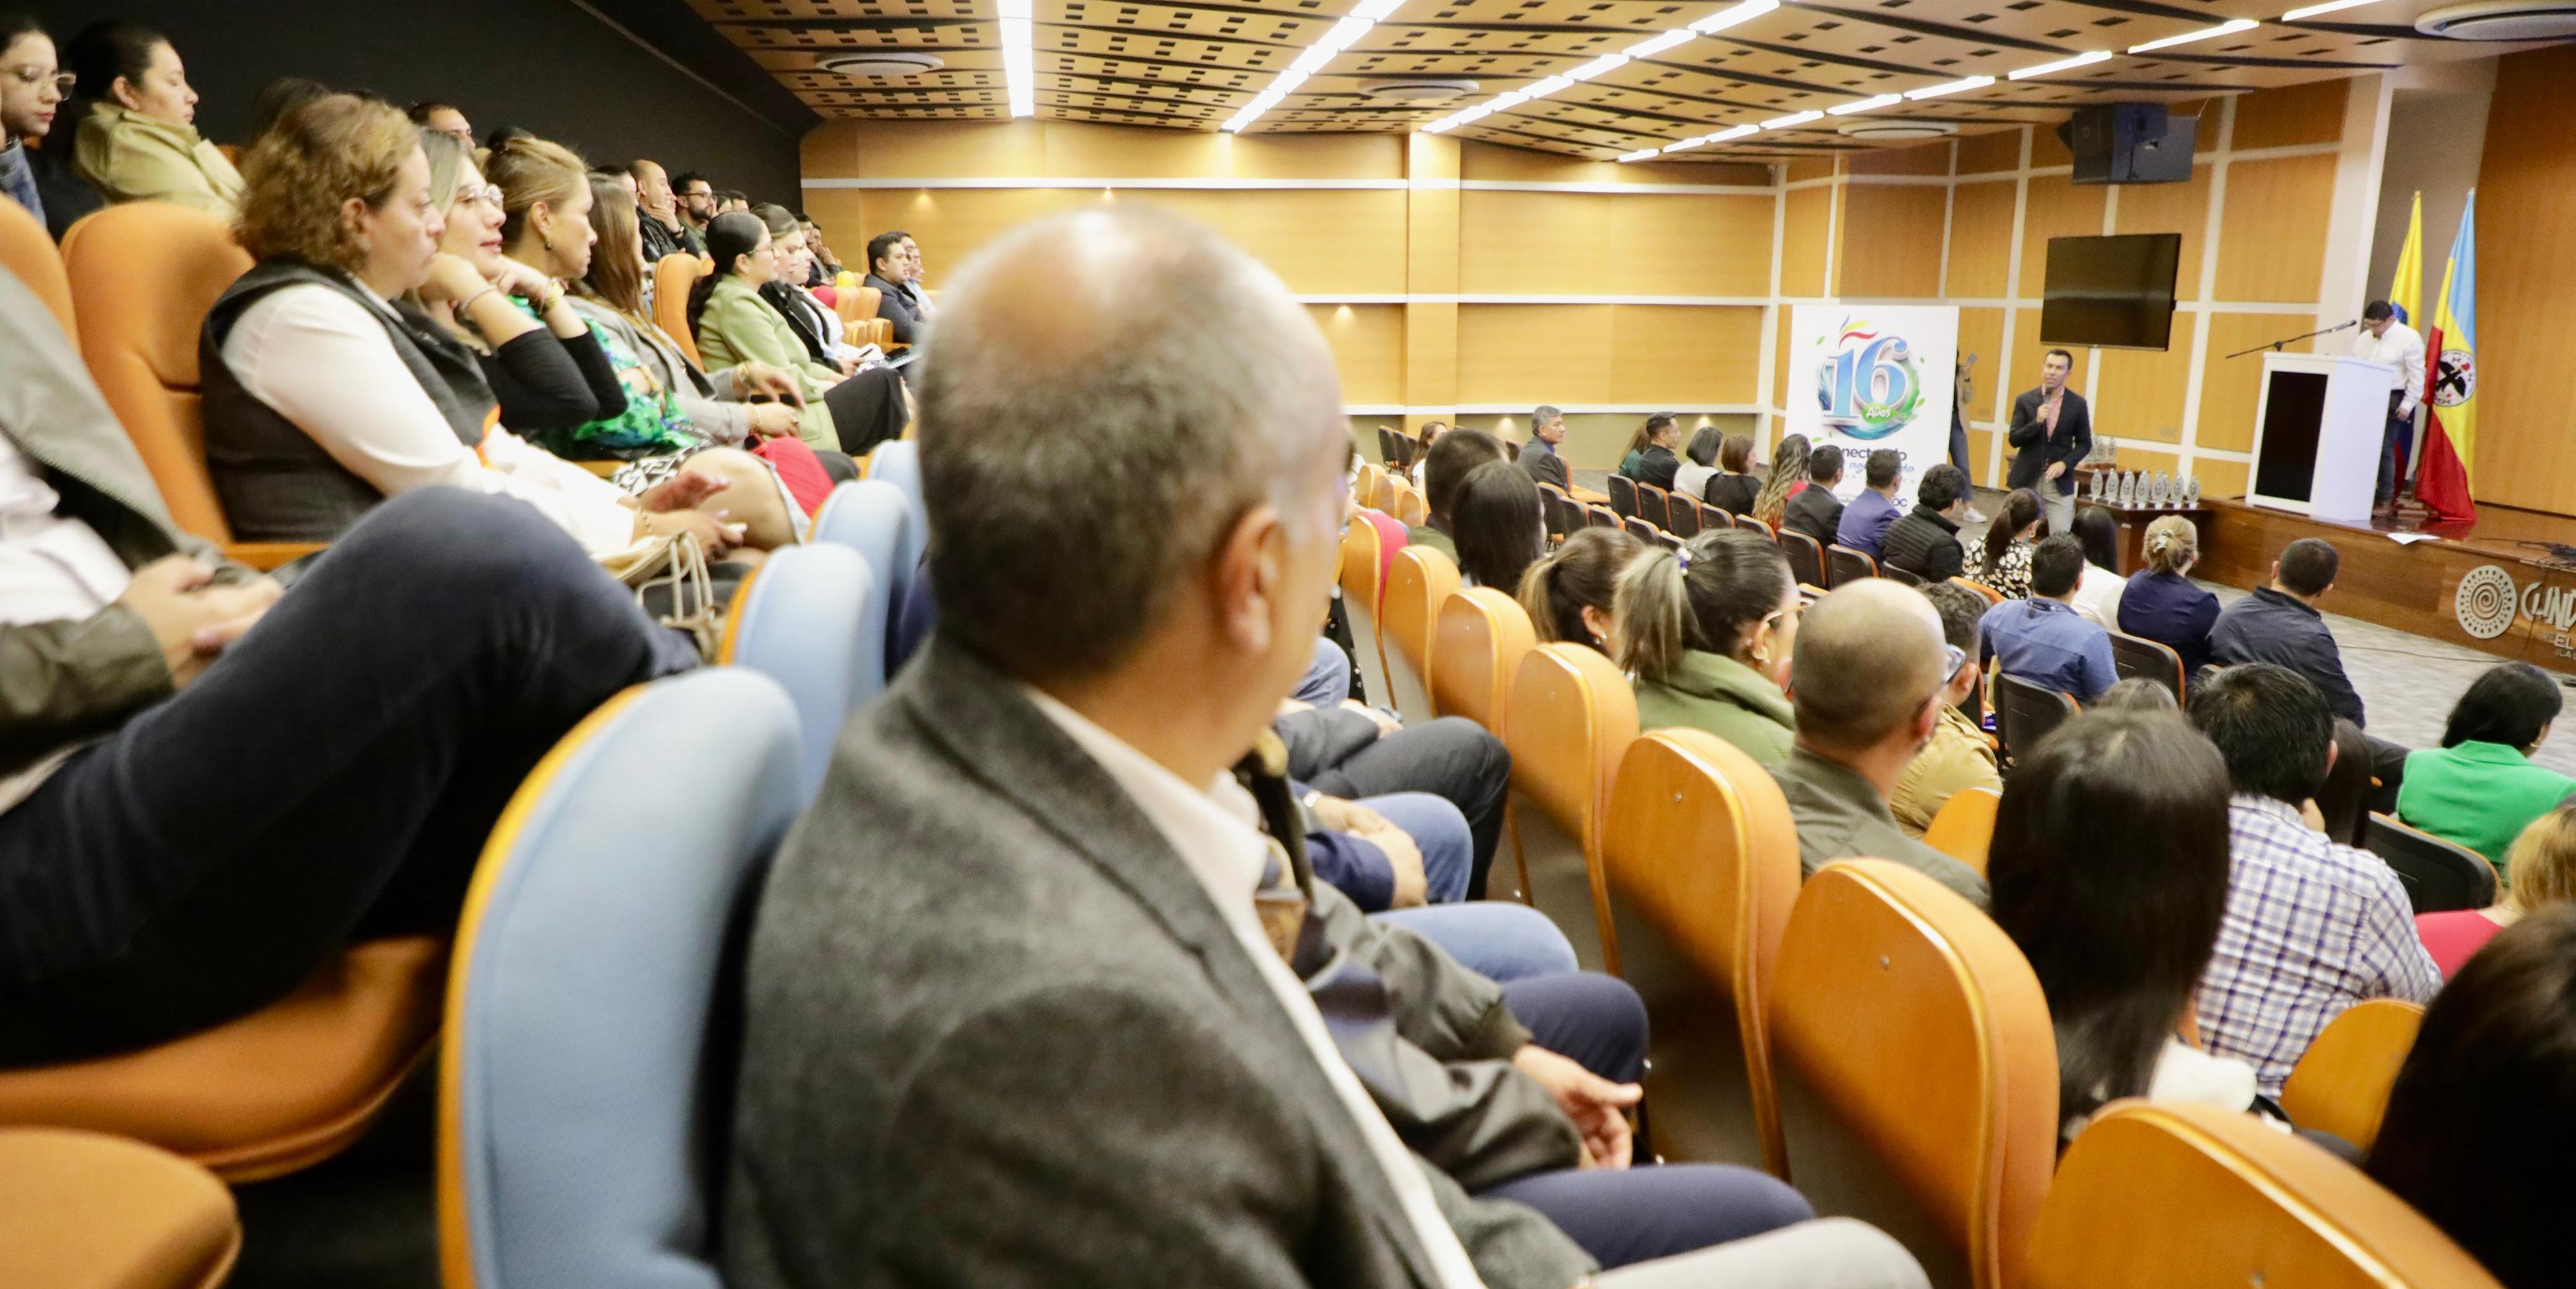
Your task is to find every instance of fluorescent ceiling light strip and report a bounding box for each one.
[1622,29,1697,58]
[1567,55,1629,81]
[1663,137,1710,153]
[1710,123,1758,141]
[2281,0,2380,17]
[1904,74,1993,100]
[1227,0,1403,132]
[2008,50,2112,79]
[1623,120,1757,161]
[998,0,1033,118]
[1619,147,1661,162]
[2127,17,2257,52]
[1434,0,1777,134]
[1761,109,1822,129]
[1825,92,1901,115]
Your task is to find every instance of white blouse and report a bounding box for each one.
[219,284,638,556]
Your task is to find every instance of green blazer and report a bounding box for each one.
[694,274,839,453]
[2397,740,2576,877]
[1633,649,1796,767]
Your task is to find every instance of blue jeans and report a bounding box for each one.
[1297,635,1352,706]
[0,489,702,1065]
[1358,791,1473,904]
[1375,903,1577,982]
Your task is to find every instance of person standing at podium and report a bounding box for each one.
[2006,348,2091,536]
[2354,300,2424,517]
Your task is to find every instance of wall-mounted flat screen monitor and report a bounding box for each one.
[2039,233,2182,351]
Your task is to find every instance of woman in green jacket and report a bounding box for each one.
[689,210,909,457]
[1616,528,1801,766]
[2399,662,2576,878]
[63,21,239,215]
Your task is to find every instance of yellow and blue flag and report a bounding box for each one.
[2419,191,2476,522]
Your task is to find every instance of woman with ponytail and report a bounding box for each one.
[1518,527,1645,654]
[1617,528,1801,766]
[692,209,910,456]
[1963,486,2045,598]
[1750,433,1809,529]
[2118,513,2219,676]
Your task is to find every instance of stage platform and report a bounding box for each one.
[2191,497,2576,668]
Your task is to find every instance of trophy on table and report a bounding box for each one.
[2185,475,2201,508]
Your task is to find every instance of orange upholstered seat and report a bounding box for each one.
[1429,587,1536,733]
[0,1127,240,1289]
[1381,544,1461,726]
[2278,998,2425,1154]
[1503,642,1638,970]
[653,253,707,367]
[0,195,75,336]
[1921,786,2001,874]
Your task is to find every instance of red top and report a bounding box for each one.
[2414,910,2507,979]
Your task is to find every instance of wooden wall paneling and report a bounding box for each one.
[1607,305,1765,404]
[1313,304,1406,406]
[1944,180,2017,300]
[2196,457,2250,500]
[801,120,1050,180]
[1460,141,1767,188]
[2471,44,2576,514]
[1404,302,1460,413]
[1460,191,1611,294]
[1957,307,2007,397]
[2195,313,2320,454]
[2016,175,2110,307]
[1773,306,1795,416]
[1835,183,1948,300]
[2213,154,2336,303]
[1847,140,1951,177]
[2110,164,2212,301]
[830,187,1089,284]
[1141,190,1411,294]
[1788,157,1838,183]
[1605,194,1777,297]
[2092,314,2196,447]
[1956,129,2023,177]
[1780,186,1832,299]
[1458,304,1615,408]
[2008,307,2056,408]
[1969,428,1997,483]
[2031,121,2075,168]
[2228,79,2349,152]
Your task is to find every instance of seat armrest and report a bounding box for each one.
[223,542,328,571]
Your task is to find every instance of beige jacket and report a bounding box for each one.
[1889,701,2001,838]
[74,102,243,215]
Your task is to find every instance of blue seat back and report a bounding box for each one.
[721,543,875,798]
[810,480,915,675]
[863,440,928,608]
[441,670,803,1289]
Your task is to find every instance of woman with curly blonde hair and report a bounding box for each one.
[2117,512,2219,675]
[1750,432,1809,529]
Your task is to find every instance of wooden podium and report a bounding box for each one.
[2245,352,2393,524]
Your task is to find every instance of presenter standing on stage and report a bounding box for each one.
[2354,300,2425,517]
[2007,347,2092,535]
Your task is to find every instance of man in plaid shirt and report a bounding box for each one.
[2187,663,2440,1099]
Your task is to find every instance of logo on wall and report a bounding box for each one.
[2432,349,2475,408]
[1811,317,1925,440]
[2455,564,2518,640]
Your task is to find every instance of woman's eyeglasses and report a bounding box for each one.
[6,68,74,95]
[456,183,505,212]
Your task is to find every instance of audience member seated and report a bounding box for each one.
[1749,432,1808,530]
[1614,411,1680,492]
[2210,536,2365,725]
[2186,663,2439,1099]
[0,14,97,238]
[2413,806,2576,977]
[1888,580,1999,837]
[894,229,934,320]
[204,95,765,557]
[2065,504,2127,629]
[1516,403,1570,490]
[1617,530,1799,767]
[2092,676,2178,714]
[1767,580,1989,907]
[406,98,471,146]
[1671,425,1721,505]
[1404,419,1447,488]
[0,266,699,1065]
[1702,430,1758,513]
[63,20,238,215]
[1832,447,1904,560]
[626,157,698,261]
[1520,527,1643,653]
[2312,717,2377,846]
[799,212,840,281]
[2119,513,2219,676]
[2396,662,2576,875]
[723,205,1925,1289]
[1406,426,1508,561]
[1781,445,1843,550]
[671,169,715,237]
[1450,458,1544,592]
[1988,710,2257,1140]
[861,228,921,346]
[1962,486,2045,600]
[692,209,909,457]
[1879,463,1972,582]
[1978,535,2117,702]
[2367,906,2576,1288]
[751,203,868,370]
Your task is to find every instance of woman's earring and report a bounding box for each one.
[542,234,554,253]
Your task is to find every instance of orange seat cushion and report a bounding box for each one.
[0,937,448,1182]
[0,1127,240,1289]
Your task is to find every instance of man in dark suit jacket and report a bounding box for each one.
[1518,404,1571,490]
[1783,448,1847,550]
[863,229,922,346]
[2005,348,2092,536]
[724,206,1924,1289]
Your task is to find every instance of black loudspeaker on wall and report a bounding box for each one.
[2056,105,2198,185]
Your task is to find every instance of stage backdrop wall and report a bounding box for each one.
[2471,43,2576,517]
[1771,79,2386,506]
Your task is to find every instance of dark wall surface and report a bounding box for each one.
[27,0,816,204]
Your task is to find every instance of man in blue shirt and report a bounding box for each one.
[1834,448,1905,559]
[1979,535,2117,701]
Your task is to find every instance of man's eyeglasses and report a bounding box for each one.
[1941,644,1968,684]
[6,68,74,95]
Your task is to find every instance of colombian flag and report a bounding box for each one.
[2388,192,2423,328]
[2417,192,2476,523]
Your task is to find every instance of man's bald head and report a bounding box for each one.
[917,206,1347,682]
[1791,580,1950,750]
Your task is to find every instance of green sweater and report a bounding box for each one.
[694,274,840,453]
[2397,740,2576,878]
[1633,650,1796,767]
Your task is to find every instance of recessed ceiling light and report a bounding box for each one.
[820,52,948,79]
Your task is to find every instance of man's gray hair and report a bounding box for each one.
[915,206,1347,681]
[1533,404,1562,427]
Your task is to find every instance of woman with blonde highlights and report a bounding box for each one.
[2117,512,2219,676]
[1619,528,1800,766]
[1750,433,1809,529]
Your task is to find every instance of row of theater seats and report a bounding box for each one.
[644,250,897,371]
[1332,498,2489,1289]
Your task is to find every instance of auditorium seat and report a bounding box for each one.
[1599,730,1800,1174]
[1382,545,1461,727]
[1637,482,1672,532]
[1995,673,2079,765]
[1666,494,1700,538]
[1951,577,2004,606]
[1732,513,1773,541]
[440,670,801,1289]
[0,936,448,1182]
[1393,483,1427,527]
[1429,587,1536,736]
[1921,787,2000,873]
[1586,504,1618,531]
[653,253,707,367]
[1606,473,1638,521]
[861,440,929,610]
[830,282,890,350]
[1697,500,1729,535]
[1622,515,1658,546]
[0,1127,240,1289]
[2364,813,2497,914]
[1357,462,1388,513]
[0,196,74,335]
[1538,483,1572,541]
[2022,1102,2499,1288]
[716,543,876,799]
[1827,545,1877,588]
[1338,512,1403,710]
[805,479,910,675]
[1767,859,2056,1289]
[1505,644,1638,971]
[1883,564,1926,588]
[56,204,319,571]
[2278,998,2424,1154]
[2108,632,2186,702]
[1376,426,1397,467]
[1778,530,1825,589]
[1655,531,1682,553]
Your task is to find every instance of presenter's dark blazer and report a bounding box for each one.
[2005,388,2092,495]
